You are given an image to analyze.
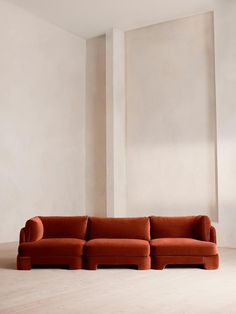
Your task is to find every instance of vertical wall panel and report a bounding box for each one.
[126,13,217,219]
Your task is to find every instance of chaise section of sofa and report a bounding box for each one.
[84,217,151,270]
[17,216,88,270]
[150,216,219,270]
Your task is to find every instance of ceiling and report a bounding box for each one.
[5,0,214,38]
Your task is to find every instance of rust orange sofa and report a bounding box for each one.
[150,216,218,270]
[17,215,218,270]
[17,216,88,270]
[84,217,150,270]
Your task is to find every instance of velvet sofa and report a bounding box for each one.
[17,215,218,270]
[84,217,150,270]
[150,216,218,270]
[17,216,88,270]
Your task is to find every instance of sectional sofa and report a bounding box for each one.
[17,215,219,270]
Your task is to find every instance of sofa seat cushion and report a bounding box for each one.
[19,238,85,257]
[84,239,150,257]
[150,238,218,256]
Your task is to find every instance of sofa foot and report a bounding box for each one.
[138,258,151,270]
[85,260,97,270]
[69,262,82,270]
[138,265,150,270]
[87,265,97,270]
[85,256,150,270]
[68,257,83,270]
[151,260,166,270]
[203,255,219,270]
[152,255,219,270]
[69,266,81,270]
[17,256,31,270]
[152,265,166,270]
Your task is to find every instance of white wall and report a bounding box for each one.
[0,1,86,242]
[214,0,236,247]
[86,36,106,216]
[126,13,217,220]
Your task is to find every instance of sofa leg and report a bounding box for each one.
[69,265,80,270]
[137,264,149,270]
[138,257,151,270]
[87,265,97,270]
[151,258,166,270]
[85,260,97,270]
[17,256,31,270]
[69,259,82,270]
[203,255,219,270]
[152,263,166,270]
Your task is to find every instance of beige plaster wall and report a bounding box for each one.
[0,1,86,242]
[125,13,217,219]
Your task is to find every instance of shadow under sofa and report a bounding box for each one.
[17,215,218,270]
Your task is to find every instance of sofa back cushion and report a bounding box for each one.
[150,215,211,240]
[88,217,150,240]
[40,216,88,239]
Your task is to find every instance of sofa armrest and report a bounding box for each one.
[24,216,44,242]
[210,226,217,244]
[19,228,26,243]
[194,215,211,241]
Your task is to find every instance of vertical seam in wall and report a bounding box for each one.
[82,38,87,215]
[84,38,88,215]
[212,11,219,223]
[125,31,129,216]
[106,30,114,216]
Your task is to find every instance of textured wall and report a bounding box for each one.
[0,1,86,242]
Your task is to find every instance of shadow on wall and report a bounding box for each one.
[125,12,218,222]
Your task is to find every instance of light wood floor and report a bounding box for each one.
[1,243,236,314]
